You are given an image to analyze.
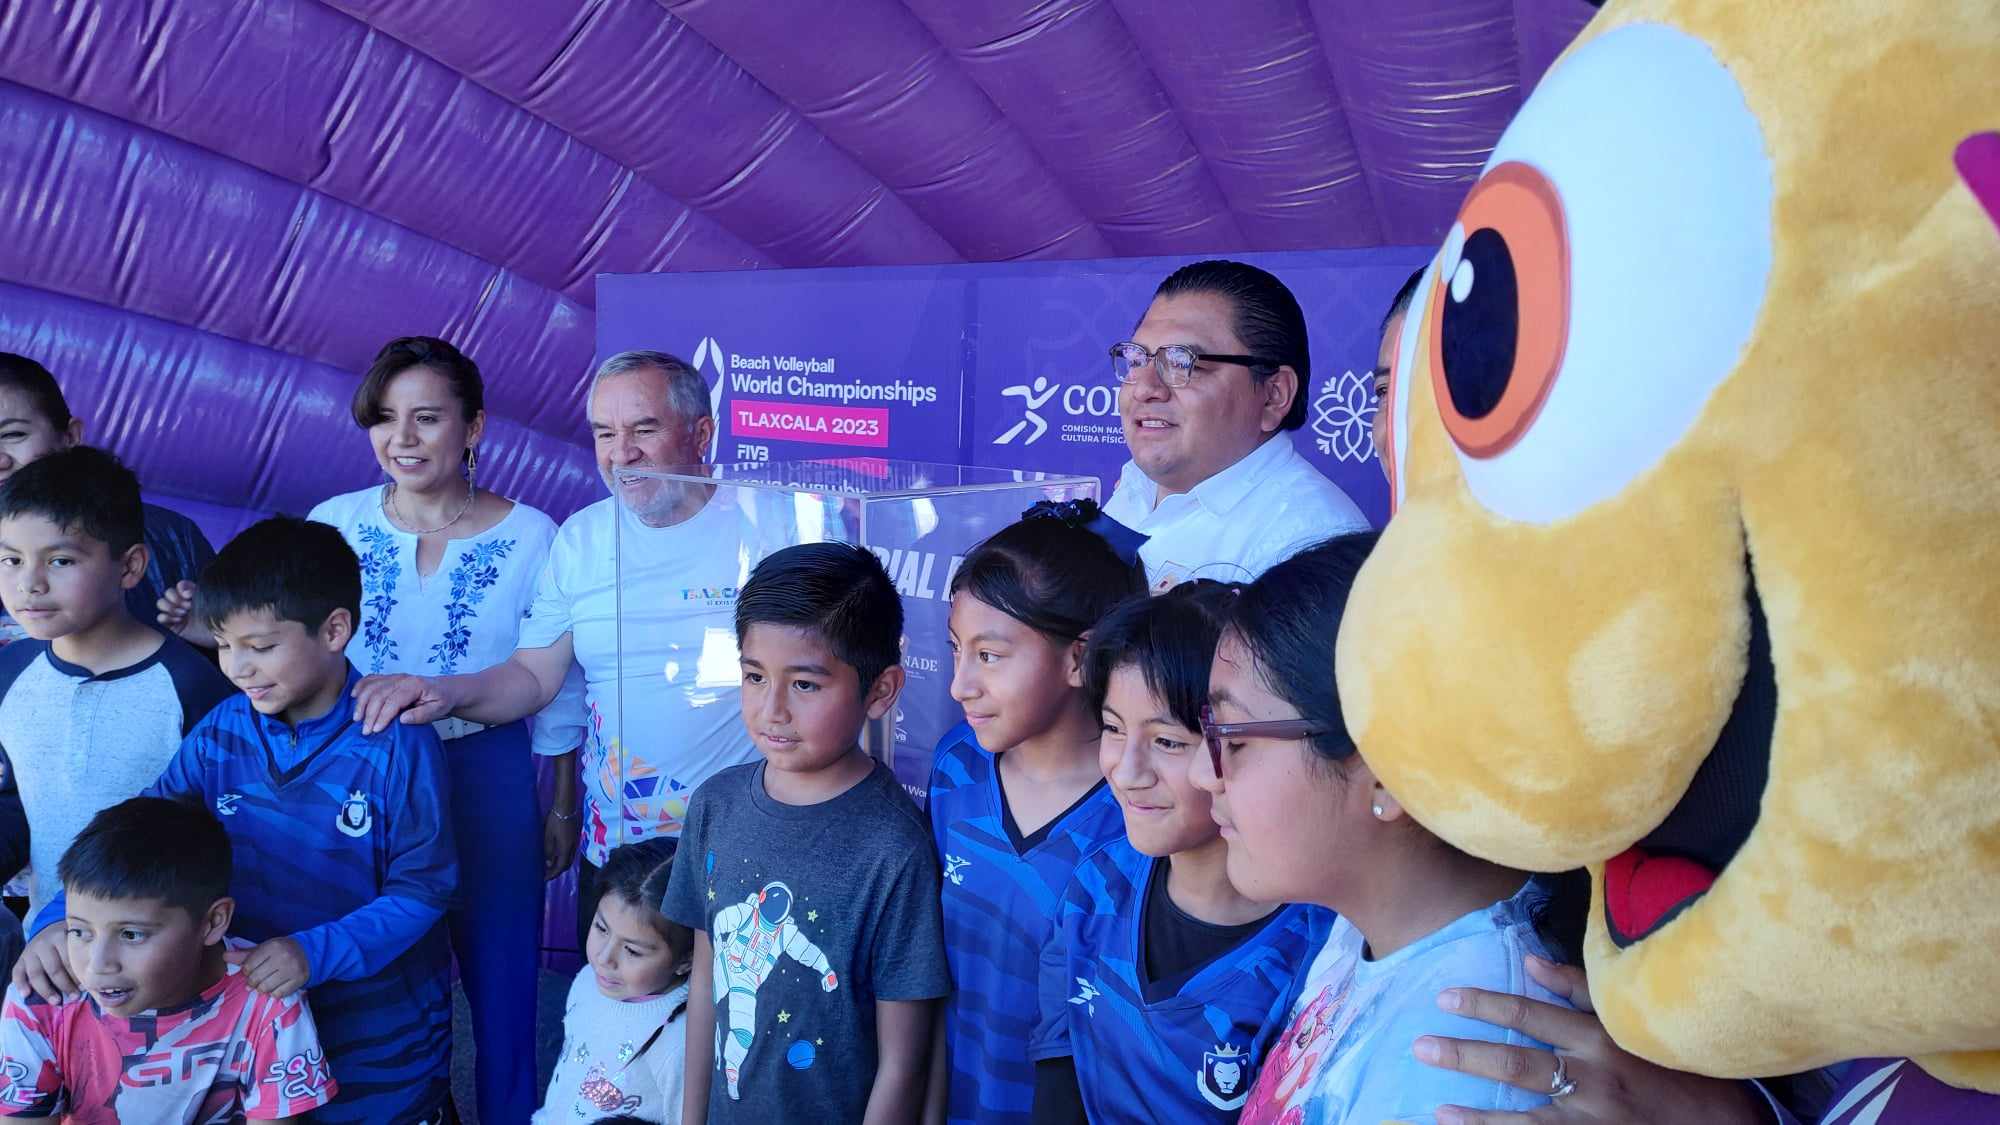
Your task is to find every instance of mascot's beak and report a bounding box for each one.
[1960,132,2000,232]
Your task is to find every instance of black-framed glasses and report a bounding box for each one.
[1109,342,1284,388]
[1199,703,1333,778]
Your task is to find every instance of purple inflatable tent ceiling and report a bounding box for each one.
[0,0,1595,536]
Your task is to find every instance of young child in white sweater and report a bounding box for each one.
[537,838,690,1124]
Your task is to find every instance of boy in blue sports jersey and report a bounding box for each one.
[664,542,948,1124]
[1031,582,1330,1124]
[25,516,458,1125]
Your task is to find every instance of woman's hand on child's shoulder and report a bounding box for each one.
[350,674,453,735]
[1415,956,1767,1125]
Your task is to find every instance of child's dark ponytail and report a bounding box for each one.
[949,498,1146,642]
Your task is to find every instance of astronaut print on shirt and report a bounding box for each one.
[710,875,840,1101]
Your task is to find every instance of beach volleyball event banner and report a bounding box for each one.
[597,246,1431,527]
[598,248,1428,795]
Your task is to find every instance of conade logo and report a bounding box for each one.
[994,377,1119,445]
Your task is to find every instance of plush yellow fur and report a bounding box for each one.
[1336,0,2000,1089]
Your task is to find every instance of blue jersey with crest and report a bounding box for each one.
[927,722,1125,1124]
[36,666,459,1125]
[1032,838,1331,1124]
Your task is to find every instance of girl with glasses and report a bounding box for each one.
[1029,581,1331,1124]
[1193,532,1588,1125]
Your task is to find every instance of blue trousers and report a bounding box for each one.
[444,722,540,1124]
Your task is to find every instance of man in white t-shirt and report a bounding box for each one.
[352,350,758,933]
[1100,260,1369,588]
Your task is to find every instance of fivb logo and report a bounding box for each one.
[993,376,1118,445]
[690,336,730,460]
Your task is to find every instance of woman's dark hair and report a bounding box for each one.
[351,336,484,429]
[1082,581,1238,732]
[598,836,691,950]
[1222,532,1380,761]
[1152,260,1312,432]
[950,499,1145,644]
[0,352,73,430]
[1382,267,1427,336]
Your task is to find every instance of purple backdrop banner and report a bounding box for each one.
[599,247,1434,527]
[581,250,1431,953]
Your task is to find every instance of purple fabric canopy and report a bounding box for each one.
[0,0,1593,538]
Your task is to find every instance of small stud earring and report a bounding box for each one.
[1371,804,1384,818]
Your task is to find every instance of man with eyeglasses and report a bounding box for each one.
[1100,260,1368,589]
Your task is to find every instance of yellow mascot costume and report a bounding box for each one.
[1337,0,2000,1094]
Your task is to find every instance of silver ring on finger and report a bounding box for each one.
[1548,1053,1578,1099]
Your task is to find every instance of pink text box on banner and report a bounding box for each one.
[730,399,891,447]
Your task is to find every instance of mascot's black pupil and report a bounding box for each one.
[1439,227,1520,420]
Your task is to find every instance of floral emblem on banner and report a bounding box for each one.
[1310,369,1377,463]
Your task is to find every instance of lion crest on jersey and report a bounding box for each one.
[1198,1043,1251,1110]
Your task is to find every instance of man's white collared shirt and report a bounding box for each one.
[1100,436,1370,589]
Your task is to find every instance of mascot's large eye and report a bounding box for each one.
[1433,22,1773,525]
[1431,163,1570,458]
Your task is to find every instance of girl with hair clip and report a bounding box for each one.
[538,836,692,1124]
[1030,580,1334,1124]
[924,498,1147,1125]
[1199,533,1589,1125]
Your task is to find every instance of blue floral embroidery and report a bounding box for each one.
[355,525,401,674]
[428,538,517,674]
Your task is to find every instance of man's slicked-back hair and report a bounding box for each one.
[57,796,232,919]
[1083,580,1238,732]
[195,516,361,634]
[1382,267,1427,336]
[0,352,73,430]
[0,445,144,556]
[735,542,903,691]
[1152,259,1313,432]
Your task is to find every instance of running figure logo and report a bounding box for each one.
[712,880,838,1100]
[994,376,1058,445]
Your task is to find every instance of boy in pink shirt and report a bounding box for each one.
[0,796,334,1121]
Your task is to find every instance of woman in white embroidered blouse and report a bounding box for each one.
[308,338,584,1123]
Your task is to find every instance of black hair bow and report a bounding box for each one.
[1021,498,1149,567]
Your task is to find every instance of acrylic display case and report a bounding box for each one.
[609,459,1099,803]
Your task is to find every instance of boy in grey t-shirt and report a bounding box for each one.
[664,542,947,1124]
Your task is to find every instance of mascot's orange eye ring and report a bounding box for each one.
[1429,162,1571,459]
